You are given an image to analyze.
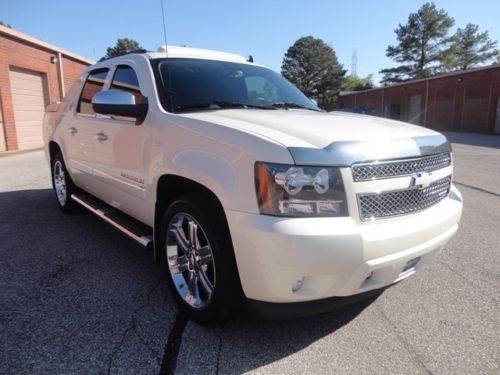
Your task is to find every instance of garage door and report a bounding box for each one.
[9,67,47,150]
[0,99,6,151]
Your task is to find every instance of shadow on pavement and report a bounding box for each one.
[0,188,175,374]
[0,188,379,374]
[227,297,379,372]
[443,131,500,149]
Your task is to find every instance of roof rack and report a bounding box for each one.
[98,49,148,62]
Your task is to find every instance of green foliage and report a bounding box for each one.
[380,2,455,83]
[344,74,374,91]
[101,38,143,61]
[447,24,499,70]
[281,36,346,110]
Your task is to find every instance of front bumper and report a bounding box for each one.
[225,185,462,306]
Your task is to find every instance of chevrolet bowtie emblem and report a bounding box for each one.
[410,172,433,189]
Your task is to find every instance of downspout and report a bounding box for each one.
[423,78,430,127]
[381,87,385,117]
[57,52,65,100]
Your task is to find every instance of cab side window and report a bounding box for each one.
[110,65,145,103]
[77,68,109,115]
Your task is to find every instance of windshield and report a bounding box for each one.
[152,58,320,113]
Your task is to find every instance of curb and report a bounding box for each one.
[0,147,44,158]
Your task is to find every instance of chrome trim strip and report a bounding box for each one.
[288,135,452,166]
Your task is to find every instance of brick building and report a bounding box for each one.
[0,25,92,151]
[340,65,500,134]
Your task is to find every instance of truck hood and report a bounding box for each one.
[179,109,450,165]
[180,109,439,148]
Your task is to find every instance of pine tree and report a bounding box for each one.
[380,2,454,83]
[100,38,143,61]
[449,24,499,70]
[281,36,345,110]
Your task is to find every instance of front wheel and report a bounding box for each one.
[51,153,79,213]
[160,195,243,324]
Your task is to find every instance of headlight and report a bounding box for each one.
[255,162,348,217]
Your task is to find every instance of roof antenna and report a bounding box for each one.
[160,0,168,57]
[247,55,254,63]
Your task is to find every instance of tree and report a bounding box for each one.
[448,24,499,70]
[281,36,346,110]
[100,38,143,61]
[344,74,374,91]
[380,2,455,83]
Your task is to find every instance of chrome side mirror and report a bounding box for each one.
[92,89,148,120]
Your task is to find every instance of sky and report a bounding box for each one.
[1,0,499,84]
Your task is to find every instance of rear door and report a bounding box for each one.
[64,68,110,190]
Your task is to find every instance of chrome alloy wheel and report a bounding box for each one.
[53,160,67,206]
[166,213,216,309]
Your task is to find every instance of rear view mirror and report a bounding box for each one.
[92,89,148,121]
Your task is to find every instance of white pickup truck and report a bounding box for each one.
[44,46,463,324]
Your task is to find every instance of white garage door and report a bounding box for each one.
[0,99,6,151]
[9,67,47,150]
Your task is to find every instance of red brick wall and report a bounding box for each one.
[62,56,88,94]
[340,66,500,134]
[0,33,90,150]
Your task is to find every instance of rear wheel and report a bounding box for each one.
[160,195,243,324]
[51,153,79,213]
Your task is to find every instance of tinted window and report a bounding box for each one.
[111,65,143,102]
[245,76,279,102]
[154,58,318,113]
[77,68,109,115]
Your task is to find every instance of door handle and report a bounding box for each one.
[69,127,78,135]
[95,132,108,142]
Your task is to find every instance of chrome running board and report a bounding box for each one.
[71,193,153,250]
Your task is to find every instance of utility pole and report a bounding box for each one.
[351,49,358,77]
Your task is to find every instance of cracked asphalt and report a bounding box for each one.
[1,132,499,374]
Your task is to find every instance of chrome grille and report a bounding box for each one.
[358,176,451,221]
[352,153,451,182]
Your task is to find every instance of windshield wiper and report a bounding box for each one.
[268,102,321,111]
[176,101,276,111]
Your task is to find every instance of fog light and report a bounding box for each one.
[292,277,305,292]
[403,256,421,272]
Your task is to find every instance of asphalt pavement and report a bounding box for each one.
[0,132,499,374]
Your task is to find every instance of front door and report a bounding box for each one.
[90,64,150,223]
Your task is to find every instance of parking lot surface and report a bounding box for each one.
[0,133,499,374]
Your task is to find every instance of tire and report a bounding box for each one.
[160,195,243,324]
[51,153,79,214]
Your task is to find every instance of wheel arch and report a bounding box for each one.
[48,141,62,163]
[153,174,232,262]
